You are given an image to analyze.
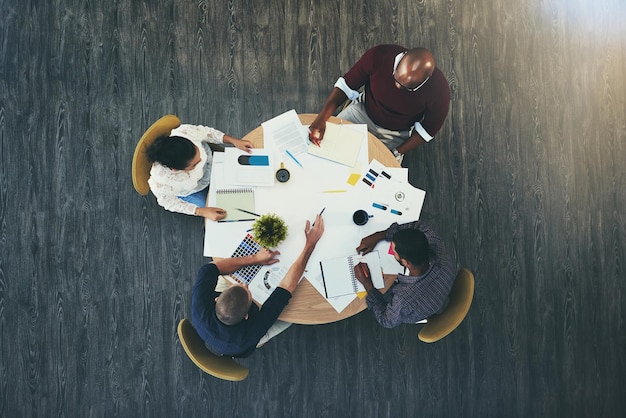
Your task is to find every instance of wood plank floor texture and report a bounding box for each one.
[1,0,625,417]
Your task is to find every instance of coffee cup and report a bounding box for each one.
[352,209,372,226]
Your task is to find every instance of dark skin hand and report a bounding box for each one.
[309,88,348,146]
[356,230,387,255]
[354,262,374,291]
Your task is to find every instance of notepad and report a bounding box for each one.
[307,122,364,167]
[215,188,255,221]
[319,251,385,298]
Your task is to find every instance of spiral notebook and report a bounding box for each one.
[215,187,256,222]
[319,251,385,298]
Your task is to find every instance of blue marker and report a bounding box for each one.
[390,209,402,215]
[372,202,387,210]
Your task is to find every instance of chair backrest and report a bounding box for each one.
[418,268,475,343]
[177,318,249,381]
[132,115,181,195]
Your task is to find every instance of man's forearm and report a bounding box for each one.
[319,88,348,121]
[213,256,256,275]
[278,245,316,293]
[395,132,427,154]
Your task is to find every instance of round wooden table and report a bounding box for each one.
[242,113,400,324]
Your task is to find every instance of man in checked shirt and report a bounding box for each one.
[354,220,456,328]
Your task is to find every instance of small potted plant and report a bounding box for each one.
[251,213,288,248]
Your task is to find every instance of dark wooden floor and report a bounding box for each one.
[1,0,625,417]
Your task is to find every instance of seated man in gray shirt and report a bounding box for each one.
[354,220,455,328]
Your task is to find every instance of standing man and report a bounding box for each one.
[309,45,450,163]
[353,220,455,328]
[191,216,324,358]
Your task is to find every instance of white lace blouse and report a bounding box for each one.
[148,124,225,215]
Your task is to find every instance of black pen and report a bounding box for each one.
[312,207,325,226]
[236,208,261,217]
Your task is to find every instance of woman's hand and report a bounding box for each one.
[196,206,227,221]
[224,135,253,153]
[234,138,253,152]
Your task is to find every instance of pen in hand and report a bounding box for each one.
[309,130,321,147]
[363,264,370,279]
[356,262,370,279]
[312,207,325,226]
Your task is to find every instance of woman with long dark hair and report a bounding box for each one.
[146,123,253,219]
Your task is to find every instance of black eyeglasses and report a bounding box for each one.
[392,52,430,91]
[394,75,430,91]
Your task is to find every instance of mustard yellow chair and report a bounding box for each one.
[418,268,474,343]
[177,318,249,381]
[132,115,181,195]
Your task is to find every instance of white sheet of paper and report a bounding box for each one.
[307,122,365,167]
[261,109,309,156]
[246,263,291,305]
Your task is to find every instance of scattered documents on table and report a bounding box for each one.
[205,111,429,315]
[355,159,426,222]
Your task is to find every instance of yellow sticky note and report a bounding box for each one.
[347,173,361,186]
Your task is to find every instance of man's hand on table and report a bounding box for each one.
[356,230,387,255]
[253,248,281,266]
